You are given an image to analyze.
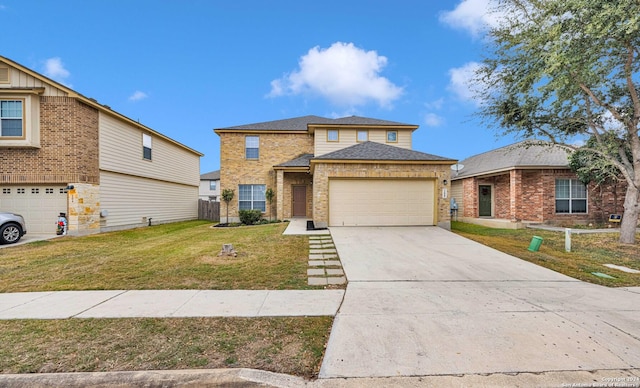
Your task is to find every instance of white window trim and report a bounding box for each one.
[555,178,587,214]
[239,184,266,212]
[245,135,259,159]
[142,133,152,160]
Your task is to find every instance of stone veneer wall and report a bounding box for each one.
[312,162,452,229]
[67,183,101,235]
[219,132,313,222]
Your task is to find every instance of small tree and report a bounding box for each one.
[265,188,275,221]
[221,189,235,224]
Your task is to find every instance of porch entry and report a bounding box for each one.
[479,184,492,217]
[292,185,307,217]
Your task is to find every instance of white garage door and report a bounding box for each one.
[329,179,435,226]
[0,185,68,234]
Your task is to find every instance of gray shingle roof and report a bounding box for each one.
[453,141,572,179]
[313,141,455,162]
[275,154,314,168]
[200,170,220,180]
[216,115,414,131]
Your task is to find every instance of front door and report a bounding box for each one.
[478,185,492,217]
[292,186,307,217]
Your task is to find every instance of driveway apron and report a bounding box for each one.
[320,226,640,378]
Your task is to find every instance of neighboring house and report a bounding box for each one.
[215,115,456,229]
[0,55,202,235]
[450,141,625,228]
[199,170,220,201]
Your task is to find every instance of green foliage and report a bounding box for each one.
[569,132,629,185]
[475,0,640,243]
[265,188,275,221]
[221,189,235,204]
[238,209,262,225]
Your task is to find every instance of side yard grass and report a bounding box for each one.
[0,220,311,292]
[0,220,334,378]
[451,221,640,287]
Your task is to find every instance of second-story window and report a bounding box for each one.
[210,181,217,190]
[245,136,259,159]
[386,130,398,143]
[142,133,152,160]
[1,100,24,138]
[327,129,339,142]
[357,130,368,142]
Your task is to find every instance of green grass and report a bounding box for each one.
[451,221,640,287]
[0,317,333,378]
[0,221,313,292]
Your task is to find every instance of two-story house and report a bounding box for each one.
[215,115,456,229]
[199,170,220,201]
[0,55,202,235]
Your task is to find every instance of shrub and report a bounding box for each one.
[238,209,262,225]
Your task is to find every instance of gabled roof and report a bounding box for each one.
[452,141,572,179]
[274,154,314,168]
[200,170,220,180]
[312,141,455,162]
[214,115,416,133]
[0,55,203,156]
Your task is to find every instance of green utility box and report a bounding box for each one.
[528,236,543,252]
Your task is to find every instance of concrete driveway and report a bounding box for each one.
[320,226,640,378]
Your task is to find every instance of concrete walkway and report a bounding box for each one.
[0,289,344,319]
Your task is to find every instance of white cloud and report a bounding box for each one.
[448,62,482,104]
[424,113,444,127]
[129,90,148,102]
[424,98,445,110]
[439,0,501,38]
[43,57,71,86]
[268,42,403,108]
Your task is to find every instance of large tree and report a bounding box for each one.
[475,0,640,243]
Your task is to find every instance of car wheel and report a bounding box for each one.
[0,223,22,244]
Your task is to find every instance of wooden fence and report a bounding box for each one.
[198,199,220,222]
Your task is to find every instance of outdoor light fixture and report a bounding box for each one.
[443,179,448,186]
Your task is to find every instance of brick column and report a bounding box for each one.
[276,170,284,221]
[509,169,522,221]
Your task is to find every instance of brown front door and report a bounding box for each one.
[292,186,307,217]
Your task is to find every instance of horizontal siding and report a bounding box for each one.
[99,171,198,230]
[451,180,463,211]
[315,128,412,157]
[99,113,200,186]
[5,66,68,96]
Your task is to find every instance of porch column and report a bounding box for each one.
[510,169,522,221]
[276,170,284,221]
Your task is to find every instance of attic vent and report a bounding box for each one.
[0,67,9,83]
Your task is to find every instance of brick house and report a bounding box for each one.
[215,115,456,229]
[450,141,626,228]
[0,55,202,235]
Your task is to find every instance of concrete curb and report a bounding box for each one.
[2,368,640,387]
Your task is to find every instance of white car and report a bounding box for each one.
[0,211,27,244]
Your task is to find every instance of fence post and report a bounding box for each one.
[565,228,571,252]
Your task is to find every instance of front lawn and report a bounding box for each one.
[0,221,311,292]
[451,221,640,287]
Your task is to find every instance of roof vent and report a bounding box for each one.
[0,67,9,83]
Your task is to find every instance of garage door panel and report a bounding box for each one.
[0,186,67,234]
[329,179,434,227]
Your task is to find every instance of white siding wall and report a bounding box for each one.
[99,113,200,186]
[99,171,198,230]
[314,128,412,156]
[451,180,464,213]
[199,179,220,200]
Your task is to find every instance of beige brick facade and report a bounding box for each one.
[219,132,313,222]
[0,96,99,184]
[311,162,452,228]
[458,168,627,225]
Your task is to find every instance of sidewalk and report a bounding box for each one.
[0,289,345,320]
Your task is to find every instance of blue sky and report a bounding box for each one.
[1,0,515,174]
